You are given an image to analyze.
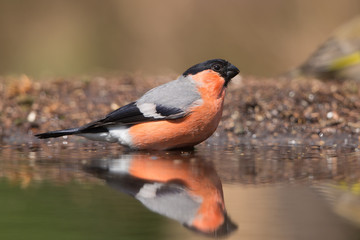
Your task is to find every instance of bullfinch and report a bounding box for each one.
[35,59,240,150]
[288,16,360,81]
[85,152,237,237]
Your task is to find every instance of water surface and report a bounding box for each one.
[1,142,360,240]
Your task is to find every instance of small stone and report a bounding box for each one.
[27,111,36,122]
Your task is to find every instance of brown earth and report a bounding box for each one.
[0,74,359,148]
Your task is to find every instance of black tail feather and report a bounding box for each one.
[35,128,80,139]
[35,126,109,139]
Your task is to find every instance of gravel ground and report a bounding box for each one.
[1,74,359,148]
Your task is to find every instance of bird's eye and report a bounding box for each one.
[211,64,222,72]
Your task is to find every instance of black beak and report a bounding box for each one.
[225,64,240,86]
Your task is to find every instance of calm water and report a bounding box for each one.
[1,142,360,240]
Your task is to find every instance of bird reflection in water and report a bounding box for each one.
[84,151,237,237]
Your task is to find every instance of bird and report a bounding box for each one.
[85,152,237,237]
[289,16,360,81]
[35,59,240,150]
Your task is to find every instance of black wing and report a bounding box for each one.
[79,101,187,131]
[100,102,151,124]
[35,101,189,138]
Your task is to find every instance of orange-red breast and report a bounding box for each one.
[35,59,240,150]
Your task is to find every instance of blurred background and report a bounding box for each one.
[0,0,360,77]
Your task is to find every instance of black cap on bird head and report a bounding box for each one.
[182,59,240,87]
